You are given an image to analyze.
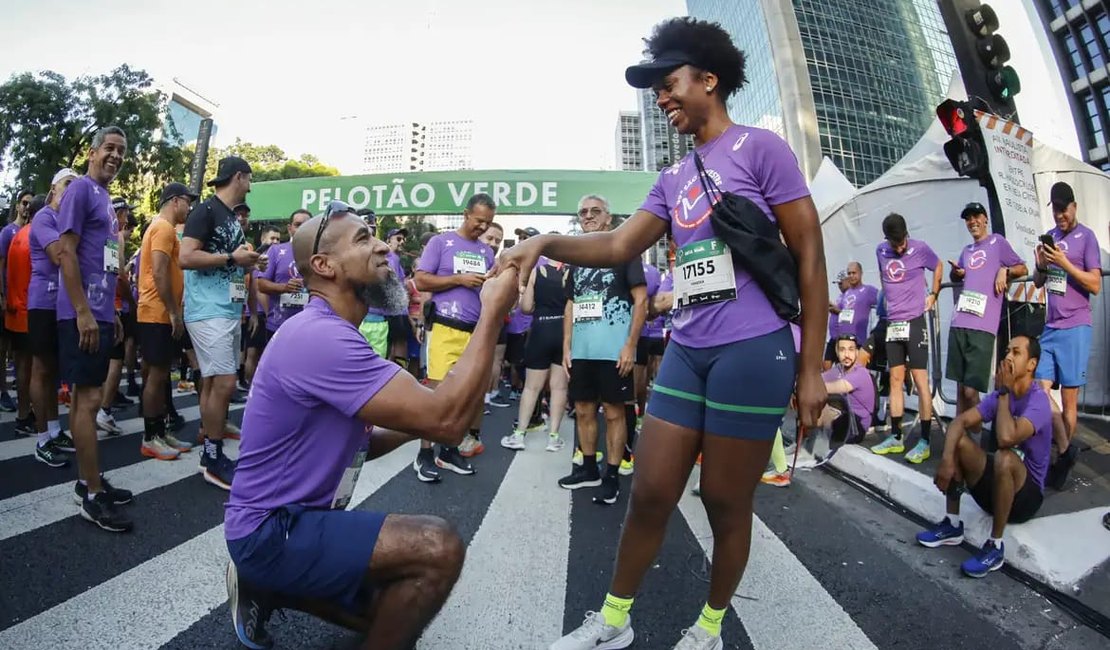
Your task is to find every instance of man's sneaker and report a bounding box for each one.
[224,422,242,440]
[619,457,634,476]
[14,416,36,437]
[163,434,193,452]
[230,390,247,405]
[1047,444,1079,490]
[226,561,275,650]
[962,540,1005,578]
[177,380,195,392]
[510,389,522,401]
[572,449,603,466]
[436,446,475,475]
[413,448,442,483]
[545,435,565,452]
[141,437,181,461]
[526,416,547,433]
[0,391,16,412]
[52,430,76,452]
[904,439,931,464]
[550,611,633,650]
[165,412,187,432]
[96,410,123,435]
[870,435,904,455]
[673,625,724,650]
[200,443,236,490]
[558,464,602,490]
[760,469,791,487]
[501,431,526,450]
[80,491,133,533]
[489,394,512,408]
[459,433,485,458]
[916,518,964,548]
[113,392,135,408]
[592,474,620,505]
[35,440,70,468]
[73,476,133,505]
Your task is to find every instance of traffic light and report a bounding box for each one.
[936,99,989,181]
[937,1,1021,120]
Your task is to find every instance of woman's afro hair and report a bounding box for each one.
[644,17,747,99]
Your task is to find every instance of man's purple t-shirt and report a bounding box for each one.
[876,239,939,322]
[416,232,493,325]
[506,307,532,334]
[977,385,1053,490]
[29,206,62,311]
[952,234,1024,333]
[827,292,841,340]
[833,284,879,342]
[0,221,19,293]
[1044,223,1101,329]
[260,242,304,332]
[640,124,810,348]
[55,176,118,324]
[822,363,874,429]
[225,298,402,540]
[641,263,665,339]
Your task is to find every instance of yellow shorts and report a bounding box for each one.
[427,323,472,382]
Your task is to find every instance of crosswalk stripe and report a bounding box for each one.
[0,387,196,425]
[0,441,417,650]
[418,425,573,649]
[677,479,878,650]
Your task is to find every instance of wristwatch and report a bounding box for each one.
[225,253,235,269]
[997,386,1010,396]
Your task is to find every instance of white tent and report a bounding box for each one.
[819,110,1110,410]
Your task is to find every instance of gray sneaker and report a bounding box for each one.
[673,625,723,650]
[550,611,633,650]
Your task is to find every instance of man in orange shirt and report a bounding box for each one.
[136,183,197,460]
[7,196,37,437]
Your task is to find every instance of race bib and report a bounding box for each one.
[838,309,855,324]
[887,320,910,342]
[331,446,367,510]
[453,251,486,275]
[229,280,247,304]
[573,293,604,322]
[280,290,308,308]
[956,290,988,317]
[103,239,120,274]
[674,238,737,309]
[1046,268,1067,295]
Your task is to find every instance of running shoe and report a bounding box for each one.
[545,435,565,452]
[558,464,601,490]
[14,415,36,437]
[500,431,526,450]
[572,449,603,466]
[510,389,522,401]
[870,435,905,455]
[141,437,181,461]
[52,430,76,452]
[224,422,242,440]
[550,611,633,650]
[74,476,133,505]
[226,561,275,649]
[177,380,195,392]
[436,446,475,475]
[200,442,236,490]
[673,625,724,650]
[526,416,547,433]
[165,412,187,432]
[916,518,964,548]
[962,540,1005,578]
[459,433,485,457]
[112,392,135,408]
[35,439,70,468]
[904,439,931,464]
[489,394,512,408]
[619,457,634,476]
[0,391,15,412]
[163,434,193,452]
[413,448,442,483]
[592,474,620,505]
[96,409,123,435]
[80,491,133,533]
[760,470,791,487]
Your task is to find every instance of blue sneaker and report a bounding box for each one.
[962,540,1005,578]
[0,391,15,412]
[916,518,964,548]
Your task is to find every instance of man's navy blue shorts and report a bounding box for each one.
[227,505,387,611]
[647,326,796,440]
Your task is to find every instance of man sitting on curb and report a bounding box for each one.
[916,335,1052,578]
[820,334,875,452]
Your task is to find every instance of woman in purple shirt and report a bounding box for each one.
[502,19,828,650]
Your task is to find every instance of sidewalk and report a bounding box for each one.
[819,418,1110,616]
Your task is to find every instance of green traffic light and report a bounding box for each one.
[987,65,1021,100]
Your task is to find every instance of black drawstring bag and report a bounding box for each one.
[694,152,801,323]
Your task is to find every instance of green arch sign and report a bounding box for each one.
[246,169,658,220]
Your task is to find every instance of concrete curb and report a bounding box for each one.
[826,445,1110,592]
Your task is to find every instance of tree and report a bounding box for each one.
[200,138,339,186]
[0,65,190,211]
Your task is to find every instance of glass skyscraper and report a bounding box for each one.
[687,0,957,187]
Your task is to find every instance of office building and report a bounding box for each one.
[639,88,695,171]
[363,120,474,174]
[687,0,957,186]
[158,79,217,146]
[615,111,644,171]
[1028,0,1110,170]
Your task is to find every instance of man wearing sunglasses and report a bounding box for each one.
[224,206,520,650]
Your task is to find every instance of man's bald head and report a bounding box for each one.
[292,212,364,281]
[846,261,863,287]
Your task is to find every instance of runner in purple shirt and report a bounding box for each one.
[833,261,879,344]
[635,262,667,424]
[1032,181,1102,489]
[819,334,875,448]
[945,202,1027,424]
[223,207,521,650]
[825,270,849,369]
[871,213,942,462]
[500,19,829,649]
[917,335,1051,579]
[257,210,311,334]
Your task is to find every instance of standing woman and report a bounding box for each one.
[499,18,827,650]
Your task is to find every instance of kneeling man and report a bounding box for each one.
[223,203,518,650]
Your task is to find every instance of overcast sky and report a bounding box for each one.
[0,0,685,174]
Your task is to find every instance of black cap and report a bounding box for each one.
[232,202,251,214]
[625,51,702,88]
[960,202,987,219]
[111,197,135,212]
[207,156,252,187]
[158,182,199,208]
[1049,181,1075,208]
[386,227,408,239]
[515,226,540,239]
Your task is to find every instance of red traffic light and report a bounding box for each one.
[936,99,972,137]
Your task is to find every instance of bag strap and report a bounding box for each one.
[693,152,723,205]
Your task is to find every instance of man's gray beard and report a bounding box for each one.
[357,272,408,313]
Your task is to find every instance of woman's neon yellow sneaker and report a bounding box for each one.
[905,439,931,464]
[870,435,905,455]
